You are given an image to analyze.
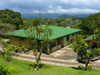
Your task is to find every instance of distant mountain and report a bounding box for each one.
[22,13,90,19]
[72,14,90,18]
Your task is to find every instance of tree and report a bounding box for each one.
[0,37,13,62]
[0,9,23,29]
[73,35,100,71]
[77,12,100,35]
[0,23,16,37]
[24,18,53,70]
[93,28,100,48]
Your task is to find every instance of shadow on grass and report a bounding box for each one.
[71,67,80,70]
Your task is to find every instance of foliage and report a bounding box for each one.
[0,64,15,75]
[78,65,93,71]
[14,47,18,53]
[73,35,88,53]
[0,37,14,62]
[25,17,83,28]
[5,40,10,44]
[93,28,100,48]
[24,18,53,70]
[77,12,100,35]
[4,46,14,62]
[73,35,100,71]
[18,46,22,52]
[0,23,16,37]
[0,9,23,29]
[27,63,48,70]
[20,45,25,51]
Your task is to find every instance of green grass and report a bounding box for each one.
[68,44,74,49]
[0,55,100,75]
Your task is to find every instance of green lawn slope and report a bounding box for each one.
[0,55,100,75]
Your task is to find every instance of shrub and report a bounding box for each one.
[4,46,14,62]
[27,63,35,70]
[21,45,25,52]
[27,63,48,71]
[21,45,25,50]
[88,65,93,71]
[0,64,15,75]
[14,47,18,52]
[78,66,85,71]
[78,65,93,71]
[18,46,22,52]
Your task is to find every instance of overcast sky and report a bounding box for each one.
[0,0,100,14]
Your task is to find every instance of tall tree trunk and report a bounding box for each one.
[47,43,50,54]
[35,46,42,70]
[85,58,90,71]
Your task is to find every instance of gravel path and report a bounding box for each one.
[50,46,77,60]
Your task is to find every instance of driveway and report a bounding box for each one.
[50,46,77,60]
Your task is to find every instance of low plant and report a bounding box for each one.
[14,47,18,52]
[88,65,93,71]
[78,65,93,71]
[4,46,14,62]
[0,64,15,75]
[27,63,48,71]
[18,45,25,53]
[21,45,25,52]
[18,46,22,52]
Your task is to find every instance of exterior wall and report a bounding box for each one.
[10,35,70,52]
[63,37,67,46]
[51,40,57,52]
[62,36,69,47]
[51,36,70,52]
[57,44,61,49]
[52,46,57,52]
[20,39,30,49]
[10,36,30,49]
[10,36,20,46]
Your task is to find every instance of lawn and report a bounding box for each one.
[0,55,100,75]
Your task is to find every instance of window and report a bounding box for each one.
[57,39,60,45]
[66,35,69,41]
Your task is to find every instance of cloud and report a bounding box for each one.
[0,0,100,14]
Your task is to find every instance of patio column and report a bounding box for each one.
[56,40,58,49]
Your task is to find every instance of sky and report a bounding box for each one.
[0,0,100,14]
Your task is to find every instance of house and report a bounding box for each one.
[85,34,100,48]
[7,25,81,52]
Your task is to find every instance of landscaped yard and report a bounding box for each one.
[0,55,100,75]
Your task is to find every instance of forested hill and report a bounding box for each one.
[0,9,23,37]
[22,14,89,19]
[0,9,23,29]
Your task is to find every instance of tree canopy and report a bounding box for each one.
[77,12,100,35]
[0,23,16,37]
[73,35,100,71]
[0,9,23,29]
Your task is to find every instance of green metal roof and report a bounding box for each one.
[85,34,98,40]
[7,25,81,40]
